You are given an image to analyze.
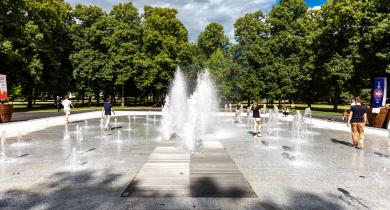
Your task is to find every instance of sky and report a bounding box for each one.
[65,0,326,42]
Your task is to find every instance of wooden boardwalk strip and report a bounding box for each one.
[122,140,257,198]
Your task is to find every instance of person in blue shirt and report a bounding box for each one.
[102,97,115,130]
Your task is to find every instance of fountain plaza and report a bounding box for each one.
[0,71,389,209]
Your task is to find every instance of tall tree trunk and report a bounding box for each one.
[82,88,85,105]
[27,96,33,108]
[121,84,125,107]
[333,86,340,111]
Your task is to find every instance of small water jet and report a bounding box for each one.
[265,107,279,148]
[71,147,77,168]
[76,125,80,135]
[114,118,118,128]
[12,132,29,147]
[117,130,122,142]
[100,118,104,130]
[1,131,8,162]
[127,115,132,131]
[63,124,70,140]
[84,120,88,129]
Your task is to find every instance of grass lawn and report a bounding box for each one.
[10,101,348,116]
[10,101,157,113]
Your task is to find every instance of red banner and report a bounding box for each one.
[0,74,8,102]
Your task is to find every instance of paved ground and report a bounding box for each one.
[0,114,389,209]
[10,108,162,122]
[11,111,94,122]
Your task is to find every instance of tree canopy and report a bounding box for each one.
[0,0,388,108]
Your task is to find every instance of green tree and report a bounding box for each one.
[70,4,108,104]
[206,48,245,101]
[198,22,229,58]
[0,0,73,107]
[136,6,191,103]
[105,3,142,100]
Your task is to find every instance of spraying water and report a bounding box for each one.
[184,71,217,151]
[100,119,104,130]
[161,68,217,152]
[117,130,122,142]
[161,67,188,140]
[1,131,7,162]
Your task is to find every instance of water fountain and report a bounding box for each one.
[63,124,70,140]
[304,108,313,142]
[161,68,217,152]
[100,118,104,130]
[127,115,132,130]
[117,130,122,142]
[183,71,217,152]
[77,126,84,142]
[84,120,88,129]
[291,110,310,165]
[265,107,279,148]
[161,67,189,140]
[114,118,118,128]
[1,131,8,162]
[12,132,28,147]
[71,147,77,167]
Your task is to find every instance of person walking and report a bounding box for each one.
[55,96,61,112]
[234,102,242,123]
[347,97,368,149]
[62,95,74,124]
[102,97,115,130]
[251,101,262,137]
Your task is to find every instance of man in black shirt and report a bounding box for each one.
[347,97,368,149]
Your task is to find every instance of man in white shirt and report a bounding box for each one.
[62,95,74,123]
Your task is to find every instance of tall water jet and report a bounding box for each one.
[184,71,217,152]
[161,67,188,140]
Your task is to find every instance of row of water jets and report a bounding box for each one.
[238,107,313,163]
[1,113,158,164]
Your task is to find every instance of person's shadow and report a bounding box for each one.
[330,138,354,147]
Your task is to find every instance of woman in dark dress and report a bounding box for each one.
[252,101,262,137]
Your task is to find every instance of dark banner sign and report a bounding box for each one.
[372,77,387,107]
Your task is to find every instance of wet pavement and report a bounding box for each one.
[0,113,389,209]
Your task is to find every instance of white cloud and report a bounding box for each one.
[65,0,277,42]
[309,5,321,10]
